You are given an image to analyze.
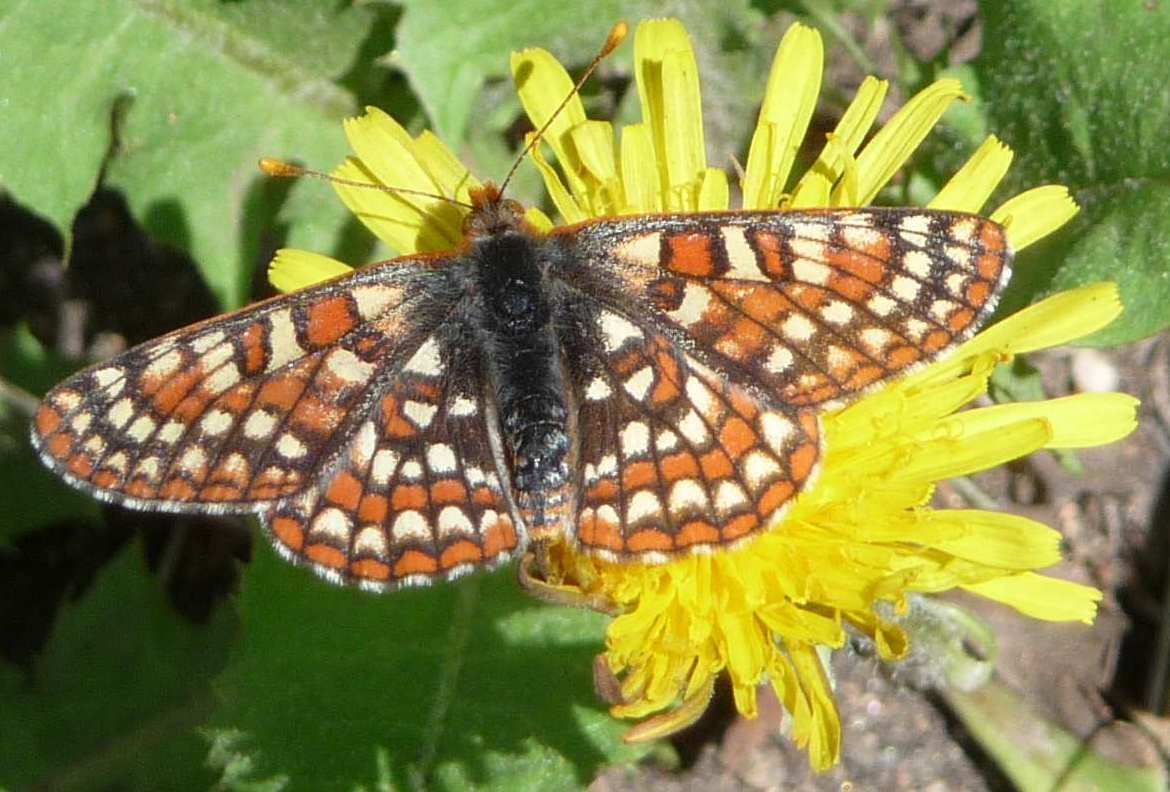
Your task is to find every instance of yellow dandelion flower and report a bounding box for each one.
[265,18,1135,773]
[510,19,1129,772]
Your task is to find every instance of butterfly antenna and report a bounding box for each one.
[258,158,476,211]
[496,21,628,197]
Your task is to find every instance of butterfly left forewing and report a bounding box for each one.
[561,208,1011,411]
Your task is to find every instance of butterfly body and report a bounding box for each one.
[31,185,1012,591]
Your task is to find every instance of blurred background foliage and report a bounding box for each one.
[0,0,1167,789]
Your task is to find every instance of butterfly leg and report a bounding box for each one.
[516,543,623,614]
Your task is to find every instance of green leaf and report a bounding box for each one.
[393,1,643,147]
[0,544,236,789]
[977,0,1170,346]
[208,541,651,790]
[0,327,99,543]
[0,0,383,309]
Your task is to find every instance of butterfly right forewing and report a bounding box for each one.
[31,259,450,512]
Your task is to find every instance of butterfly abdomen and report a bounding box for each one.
[474,232,572,533]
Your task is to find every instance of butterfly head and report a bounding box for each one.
[463,183,529,239]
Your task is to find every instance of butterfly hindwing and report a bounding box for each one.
[31,260,450,511]
[569,307,820,559]
[263,326,523,589]
[562,208,1012,411]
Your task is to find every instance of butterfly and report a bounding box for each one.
[30,175,1012,591]
[29,23,1013,592]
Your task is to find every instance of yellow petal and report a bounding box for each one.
[412,130,481,205]
[790,75,886,208]
[960,283,1122,356]
[524,206,555,233]
[635,19,706,209]
[337,108,465,253]
[838,79,965,206]
[512,47,590,201]
[742,23,824,209]
[898,417,1051,482]
[992,185,1079,250]
[697,167,730,211]
[527,137,586,223]
[620,123,662,213]
[928,135,1013,213]
[963,573,1103,624]
[920,510,1062,569]
[962,393,1139,449]
[569,119,622,213]
[268,248,352,293]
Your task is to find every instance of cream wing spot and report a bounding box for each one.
[585,377,612,401]
[437,506,474,538]
[600,311,642,352]
[743,450,783,490]
[721,227,768,282]
[325,348,375,384]
[615,232,661,267]
[668,479,708,512]
[841,224,881,248]
[276,432,308,459]
[792,258,831,286]
[790,220,831,241]
[678,410,709,445]
[351,421,377,467]
[667,282,712,327]
[83,435,106,456]
[626,490,662,522]
[781,314,816,342]
[620,421,650,458]
[105,451,129,475]
[903,250,933,278]
[821,300,854,325]
[105,398,135,430]
[759,412,794,455]
[401,459,423,481]
[352,284,397,320]
[244,410,277,440]
[403,336,442,376]
[655,429,679,453]
[624,366,655,401]
[404,400,437,429]
[204,363,242,395]
[449,396,478,417]
[266,310,303,371]
[126,415,157,443]
[391,510,430,542]
[426,443,457,474]
[354,526,387,556]
[890,276,921,302]
[179,446,207,475]
[860,327,894,355]
[765,345,795,374]
[714,480,749,514]
[191,331,226,355]
[70,412,93,434]
[311,508,352,543]
[867,294,897,316]
[371,450,399,485]
[145,350,183,381]
[199,409,234,437]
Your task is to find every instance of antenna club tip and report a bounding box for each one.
[259,157,304,178]
[604,21,629,54]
